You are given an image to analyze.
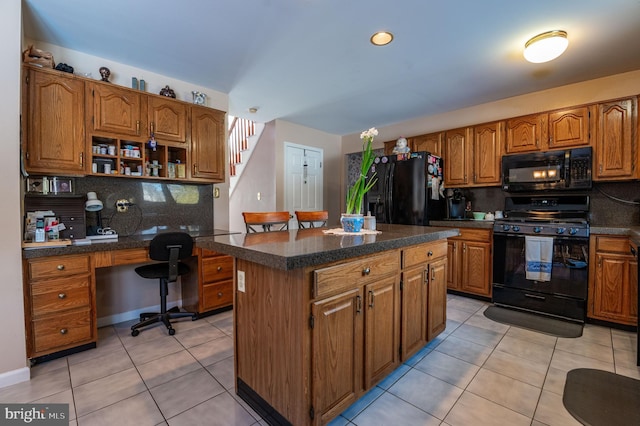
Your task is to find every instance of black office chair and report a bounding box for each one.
[131,232,197,336]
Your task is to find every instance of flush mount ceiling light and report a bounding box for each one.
[524,30,569,63]
[248,107,258,113]
[370,31,393,46]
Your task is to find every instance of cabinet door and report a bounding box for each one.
[594,98,636,180]
[411,132,443,157]
[505,114,547,153]
[446,240,460,290]
[593,253,634,324]
[460,241,492,297]
[89,83,144,136]
[191,105,225,181]
[401,265,427,360]
[427,257,447,340]
[364,276,400,388]
[473,121,503,185]
[548,106,590,148]
[26,69,85,174]
[312,288,362,424]
[444,127,472,187]
[148,97,187,143]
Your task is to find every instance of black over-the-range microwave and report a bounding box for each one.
[502,147,592,192]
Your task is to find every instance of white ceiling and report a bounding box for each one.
[22,0,640,136]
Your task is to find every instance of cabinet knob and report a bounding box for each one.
[218,292,223,297]
[57,264,65,271]
[427,250,433,257]
[217,266,222,272]
[59,328,68,335]
[362,267,371,276]
[58,293,66,299]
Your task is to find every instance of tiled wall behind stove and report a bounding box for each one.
[75,177,214,236]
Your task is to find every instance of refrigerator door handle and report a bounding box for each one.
[386,162,395,223]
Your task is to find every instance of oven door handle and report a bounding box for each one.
[524,293,546,301]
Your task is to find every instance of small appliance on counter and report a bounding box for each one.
[85,191,118,241]
[446,189,466,219]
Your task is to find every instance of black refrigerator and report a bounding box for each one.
[365,152,445,225]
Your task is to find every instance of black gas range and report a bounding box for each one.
[492,195,590,322]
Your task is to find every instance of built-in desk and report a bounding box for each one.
[22,229,236,361]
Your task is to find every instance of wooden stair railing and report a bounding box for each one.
[228,116,256,176]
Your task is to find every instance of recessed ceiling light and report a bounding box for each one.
[248,107,258,113]
[524,30,569,63]
[370,31,393,46]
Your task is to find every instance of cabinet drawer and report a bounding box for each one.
[111,248,150,266]
[202,256,233,283]
[31,276,90,316]
[202,280,233,311]
[403,241,447,269]
[313,251,400,299]
[448,228,492,242]
[29,254,90,280]
[32,309,92,354]
[594,236,631,254]
[201,248,222,258]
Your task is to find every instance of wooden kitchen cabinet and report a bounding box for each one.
[191,105,226,182]
[410,132,444,156]
[87,82,145,137]
[593,97,637,181]
[444,127,473,187]
[472,121,504,186]
[148,96,188,143]
[588,235,638,326]
[401,240,447,359]
[446,228,492,298]
[505,113,548,154]
[24,254,96,358]
[548,106,591,149]
[182,248,233,315]
[23,66,86,175]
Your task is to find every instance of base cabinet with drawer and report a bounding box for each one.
[24,254,96,358]
[234,240,448,425]
[588,235,638,325]
[182,248,234,315]
[446,228,492,298]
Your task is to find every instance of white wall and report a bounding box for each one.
[0,0,29,388]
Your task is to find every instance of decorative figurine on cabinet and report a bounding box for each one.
[159,85,176,98]
[99,66,111,82]
[392,137,410,154]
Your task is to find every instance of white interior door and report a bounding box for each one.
[285,143,323,227]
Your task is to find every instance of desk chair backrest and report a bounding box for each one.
[295,210,329,228]
[243,211,290,233]
[148,232,193,282]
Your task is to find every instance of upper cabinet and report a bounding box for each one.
[410,132,443,157]
[23,65,226,183]
[148,97,188,144]
[23,67,86,175]
[548,106,590,149]
[87,82,144,137]
[505,113,548,154]
[444,127,472,187]
[593,97,637,181]
[191,105,226,181]
[472,121,504,186]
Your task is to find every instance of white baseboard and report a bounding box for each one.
[97,302,181,328]
[0,367,30,389]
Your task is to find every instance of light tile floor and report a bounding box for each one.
[1,294,638,425]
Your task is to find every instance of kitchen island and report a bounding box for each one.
[197,224,458,426]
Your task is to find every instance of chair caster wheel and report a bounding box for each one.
[131,329,140,337]
[168,328,175,336]
[192,315,198,321]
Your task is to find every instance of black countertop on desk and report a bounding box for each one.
[22,229,238,259]
[196,224,459,270]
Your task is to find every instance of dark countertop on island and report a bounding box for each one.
[22,229,238,259]
[196,224,459,270]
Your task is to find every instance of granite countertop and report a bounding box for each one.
[430,219,495,229]
[22,229,238,259]
[196,224,459,270]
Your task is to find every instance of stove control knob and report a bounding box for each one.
[533,226,542,233]
[556,227,566,235]
[502,224,511,232]
[569,228,578,235]
[512,226,520,232]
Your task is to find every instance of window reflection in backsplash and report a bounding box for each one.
[75,177,214,236]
